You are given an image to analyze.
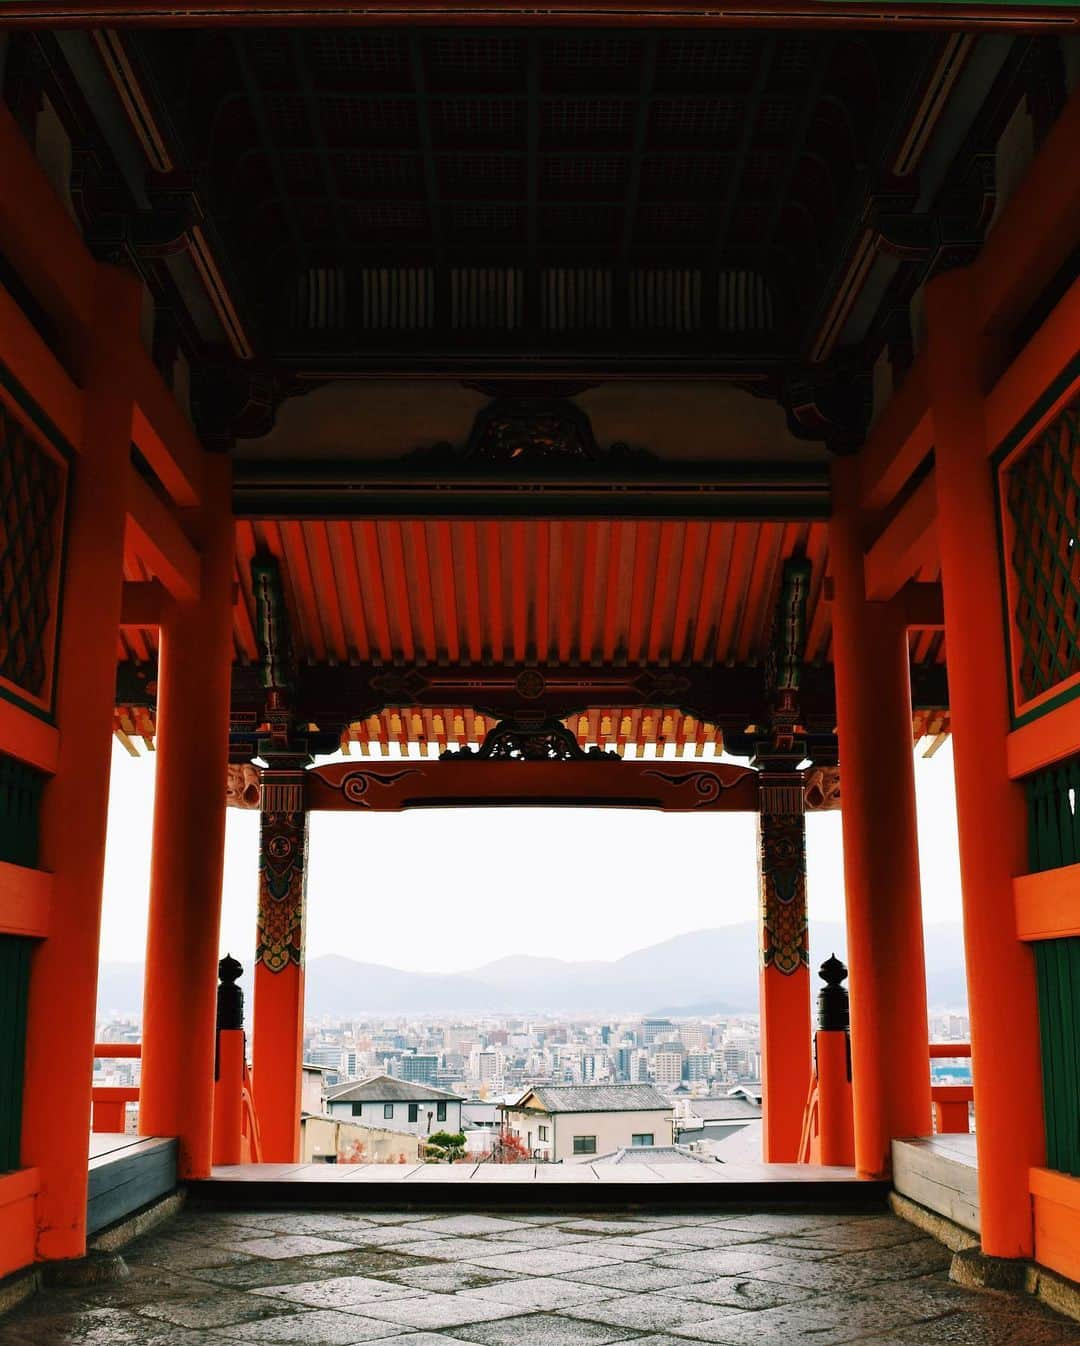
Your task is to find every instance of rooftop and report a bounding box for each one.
[325,1074,464,1104]
[509,1083,674,1113]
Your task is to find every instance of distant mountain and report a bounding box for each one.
[96,921,968,1019]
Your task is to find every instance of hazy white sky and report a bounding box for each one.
[100,738,963,973]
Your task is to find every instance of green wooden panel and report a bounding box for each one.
[0,754,45,869]
[1034,937,1080,1177]
[1025,759,1080,872]
[0,935,31,1172]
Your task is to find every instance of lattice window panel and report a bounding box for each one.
[339,151,420,192]
[651,99,739,141]
[540,203,621,243]
[321,97,416,138]
[543,154,625,192]
[430,36,521,77]
[1006,402,1080,702]
[310,34,407,75]
[0,409,63,699]
[431,99,523,140]
[448,202,522,236]
[642,152,727,191]
[545,37,634,74]
[657,37,754,84]
[350,203,427,238]
[438,152,524,192]
[776,36,814,74]
[542,99,631,139]
[250,33,290,72]
[266,96,307,139]
[637,202,711,241]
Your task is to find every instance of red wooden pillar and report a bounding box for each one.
[139,455,234,1179]
[19,265,139,1260]
[830,457,932,1178]
[758,775,812,1162]
[251,769,308,1162]
[925,267,1044,1258]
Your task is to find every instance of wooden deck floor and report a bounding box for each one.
[193,1158,887,1212]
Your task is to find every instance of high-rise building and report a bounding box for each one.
[400,1053,439,1085]
[653,1049,686,1086]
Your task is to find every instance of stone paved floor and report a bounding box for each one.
[1,1207,1078,1345]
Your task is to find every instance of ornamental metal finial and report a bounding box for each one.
[817,953,849,1032]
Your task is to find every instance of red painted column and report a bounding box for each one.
[830,457,932,1178]
[925,267,1044,1258]
[758,776,812,1162]
[251,769,308,1162]
[19,265,139,1260]
[139,455,234,1179]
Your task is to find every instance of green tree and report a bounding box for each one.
[425,1131,467,1163]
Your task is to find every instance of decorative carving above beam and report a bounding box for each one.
[441,716,618,762]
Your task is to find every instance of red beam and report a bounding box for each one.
[0,1,1075,27]
[308,757,761,812]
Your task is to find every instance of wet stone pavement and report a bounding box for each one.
[1,1207,1078,1346]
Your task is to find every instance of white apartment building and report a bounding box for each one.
[325,1075,464,1139]
[501,1084,674,1162]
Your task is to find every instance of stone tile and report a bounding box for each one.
[559,1291,739,1332]
[253,1275,419,1309]
[575,1239,669,1262]
[661,1275,810,1310]
[344,1224,449,1247]
[880,1309,1080,1345]
[465,1248,619,1276]
[767,1219,923,1255]
[459,1277,626,1310]
[452,1314,636,1345]
[564,1262,718,1292]
[628,1225,769,1249]
[347,1337,474,1346]
[0,1307,209,1346]
[228,1235,366,1260]
[405,1216,532,1237]
[710,1213,857,1237]
[832,1238,953,1282]
[124,1234,258,1271]
[135,1290,302,1329]
[66,1267,214,1309]
[193,1247,422,1290]
[389,1238,531,1262]
[488,1228,596,1248]
[658,1293,921,1345]
[384,1264,523,1294]
[349,1212,432,1224]
[342,1293,525,1331]
[650,1247,788,1278]
[557,1218,673,1235]
[220,1307,418,1343]
[751,1257,900,1294]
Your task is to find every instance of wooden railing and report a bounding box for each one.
[91,1043,140,1133]
[929,1043,973,1134]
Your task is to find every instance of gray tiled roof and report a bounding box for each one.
[508,1084,673,1113]
[326,1073,463,1104]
